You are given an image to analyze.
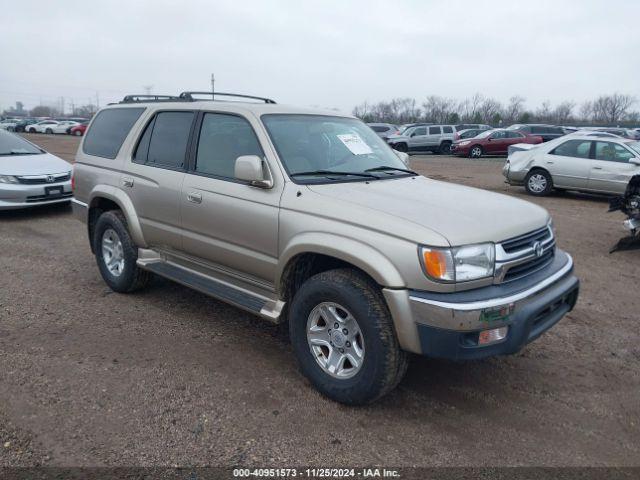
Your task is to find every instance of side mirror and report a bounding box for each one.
[394,150,409,166]
[630,157,640,165]
[235,155,273,188]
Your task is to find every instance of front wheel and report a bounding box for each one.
[525,170,553,196]
[93,210,151,293]
[74,130,82,136]
[45,128,53,134]
[289,268,408,405]
[439,142,452,154]
[469,145,483,158]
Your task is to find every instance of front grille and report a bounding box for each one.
[502,248,555,282]
[501,226,551,253]
[16,173,71,185]
[26,192,73,203]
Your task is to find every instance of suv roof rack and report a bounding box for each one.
[120,94,182,103]
[178,91,276,104]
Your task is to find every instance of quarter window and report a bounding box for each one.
[550,140,592,159]
[195,113,263,179]
[83,108,145,159]
[442,126,453,133]
[134,111,194,168]
[594,141,634,163]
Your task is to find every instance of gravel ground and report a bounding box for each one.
[0,134,638,467]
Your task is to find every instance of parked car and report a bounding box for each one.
[13,118,38,133]
[0,119,20,131]
[366,123,400,139]
[387,124,457,154]
[72,92,579,405]
[504,134,640,196]
[50,121,79,134]
[455,123,491,131]
[577,127,637,139]
[69,123,88,136]
[506,124,565,142]
[451,129,543,158]
[0,130,72,210]
[453,127,491,141]
[25,120,60,134]
[398,122,431,133]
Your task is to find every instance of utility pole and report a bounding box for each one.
[210,73,215,96]
[143,85,153,95]
[95,92,100,109]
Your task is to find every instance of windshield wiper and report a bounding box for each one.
[290,170,379,179]
[365,166,419,175]
[0,151,38,156]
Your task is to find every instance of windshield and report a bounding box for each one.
[262,115,409,182]
[475,130,495,139]
[0,132,43,155]
[628,142,640,155]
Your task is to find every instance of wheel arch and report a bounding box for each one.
[87,186,146,252]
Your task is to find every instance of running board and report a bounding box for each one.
[140,260,284,323]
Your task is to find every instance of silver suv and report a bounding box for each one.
[386,124,458,154]
[72,92,579,404]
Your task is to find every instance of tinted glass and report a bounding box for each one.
[551,140,592,159]
[0,132,43,155]
[195,113,263,179]
[413,127,426,136]
[594,141,635,163]
[370,126,387,132]
[442,126,453,133]
[146,111,194,168]
[530,126,544,134]
[428,126,441,134]
[491,130,507,139]
[133,116,155,164]
[506,131,524,138]
[83,108,144,159]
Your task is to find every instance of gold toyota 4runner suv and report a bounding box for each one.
[72,92,579,405]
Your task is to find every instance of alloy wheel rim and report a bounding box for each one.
[306,302,365,379]
[528,174,547,193]
[101,228,125,277]
[472,147,482,157]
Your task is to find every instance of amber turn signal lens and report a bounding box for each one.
[423,249,448,279]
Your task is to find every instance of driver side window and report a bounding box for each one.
[412,127,426,136]
[594,141,634,163]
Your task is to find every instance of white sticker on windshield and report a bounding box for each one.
[337,133,373,155]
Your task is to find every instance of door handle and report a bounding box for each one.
[187,192,202,204]
[593,167,603,170]
[546,161,554,164]
[122,177,134,188]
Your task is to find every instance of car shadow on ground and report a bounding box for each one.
[0,201,72,222]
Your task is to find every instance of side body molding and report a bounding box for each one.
[89,185,147,248]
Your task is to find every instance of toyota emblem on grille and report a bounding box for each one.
[46,175,55,183]
[533,241,544,258]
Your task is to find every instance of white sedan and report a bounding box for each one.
[0,119,20,131]
[25,120,61,134]
[51,121,79,134]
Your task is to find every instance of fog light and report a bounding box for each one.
[478,326,508,345]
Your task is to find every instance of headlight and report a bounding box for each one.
[0,175,18,184]
[458,140,471,146]
[420,243,495,282]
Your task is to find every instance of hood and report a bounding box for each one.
[307,176,549,245]
[0,152,71,176]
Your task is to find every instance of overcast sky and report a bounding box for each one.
[2,0,639,114]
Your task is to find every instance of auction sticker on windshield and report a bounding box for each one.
[337,133,373,155]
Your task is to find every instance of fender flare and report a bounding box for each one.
[277,232,405,291]
[88,185,147,247]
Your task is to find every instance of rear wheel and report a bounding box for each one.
[27,127,36,133]
[525,169,553,196]
[93,210,151,293]
[45,128,53,134]
[289,268,408,405]
[439,142,452,154]
[74,130,82,136]
[469,145,483,158]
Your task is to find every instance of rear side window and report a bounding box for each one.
[506,131,524,138]
[442,126,453,133]
[83,108,144,159]
[134,111,194,169]
[551,140,592,159]
[195,113,263,180]
[429,126,441,134]
[370,125,387,132]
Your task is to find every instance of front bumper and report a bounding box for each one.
[0,181,72,210]
[383,250,579,359]
[502,162,527,185]
[451,144,471,156]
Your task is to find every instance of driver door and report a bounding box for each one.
[588,141,640,194]
[407,126,427,151]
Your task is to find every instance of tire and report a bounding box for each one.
[45,128,53,134]
[27,128,35,133]
[289,268,408,405]
[469,145,483,158]
[93,210,151,293]
[74,130,82,136]
[439,142,452,154]
[393,143,408,153]
[525,169,553,196]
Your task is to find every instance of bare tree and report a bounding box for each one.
[553,101,575,125]
[478,97,502,124]
[592,93,636,124]
[503,96,526,124]
[422,95,458,123]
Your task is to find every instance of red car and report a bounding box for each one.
[69,123,88,136]
[451,129,543,158]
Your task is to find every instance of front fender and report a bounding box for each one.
[88,185,147,247]
[277,232,405,289]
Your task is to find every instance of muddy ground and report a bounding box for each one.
[0,134,638,467]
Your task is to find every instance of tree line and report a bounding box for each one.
[352,93,638,127]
